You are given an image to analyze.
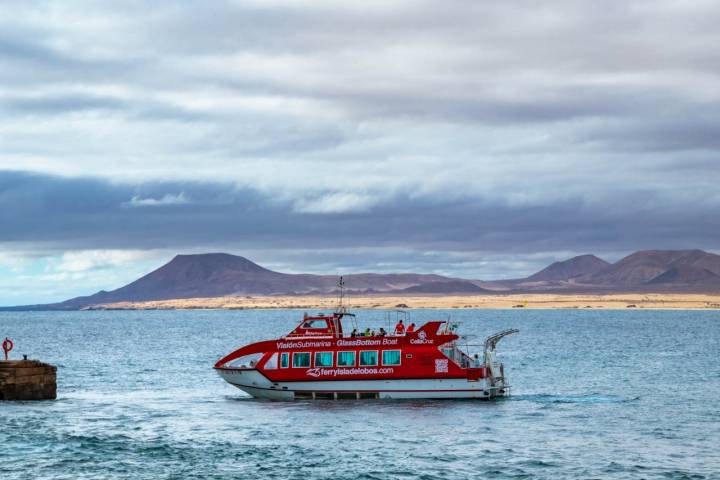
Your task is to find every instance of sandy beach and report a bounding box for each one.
[94,293,720,310]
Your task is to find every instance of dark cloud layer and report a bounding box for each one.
[2,171,717,258]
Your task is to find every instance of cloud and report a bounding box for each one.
[293,192,379,214]
[0,252,30,272]
[124,192,191,208]
[1,171,718,257]
[1,0,719,195]
[53,249,161,272]
[0,247,170,305]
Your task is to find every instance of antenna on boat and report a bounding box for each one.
[336,275,346,314]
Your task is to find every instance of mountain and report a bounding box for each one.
[399,280,491,294]
[507,249,720,292]
[5,249,719,310]
[582,250,720,286]
[525,254,610,282]
[14,253,477,310]
[645,265,720,285]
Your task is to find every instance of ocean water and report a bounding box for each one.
[1,309,719,479]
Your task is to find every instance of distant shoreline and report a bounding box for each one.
[86,293,720,311]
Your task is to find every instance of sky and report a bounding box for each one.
[1,0,719,305]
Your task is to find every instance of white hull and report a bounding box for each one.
[217,369,509,400]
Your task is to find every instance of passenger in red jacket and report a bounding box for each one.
[406,323,415,333]
[394,320,405,335]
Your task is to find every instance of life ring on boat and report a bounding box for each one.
[2,337,13,359]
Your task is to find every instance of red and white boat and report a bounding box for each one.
[214,310,518,400]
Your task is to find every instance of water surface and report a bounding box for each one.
[1,309,718,479]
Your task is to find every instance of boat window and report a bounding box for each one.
[292,352,311,368]
[280,352,289,368]
[302,319,328,329]
[337,351,356,367]
[382,350,401,366]
[264,352,279,369]
[314,351,333,367]
[359,350,378,366]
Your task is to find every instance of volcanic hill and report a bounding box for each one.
[4,249,720,310]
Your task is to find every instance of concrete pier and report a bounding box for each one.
[0,360,57,400]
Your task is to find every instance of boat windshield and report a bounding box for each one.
[226,352,265,368]
[302,319,329,329]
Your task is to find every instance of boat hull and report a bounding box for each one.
[216,368,509,400]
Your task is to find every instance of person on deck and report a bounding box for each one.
[351,329,358,338]
[378,327,387,337]
[394,319,405,335]
[473,354,482,368]
[406,323,415,333]
[364,327,371,337]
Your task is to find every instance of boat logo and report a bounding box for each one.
[306,368,322,378]
[410,330,434,344]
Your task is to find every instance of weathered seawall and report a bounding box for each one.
[0,359,57,400]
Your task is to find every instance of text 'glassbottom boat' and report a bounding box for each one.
[214,310,518,400]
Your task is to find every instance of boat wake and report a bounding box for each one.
[511,393,640,404]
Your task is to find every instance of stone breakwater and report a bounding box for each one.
[0,359,57,400]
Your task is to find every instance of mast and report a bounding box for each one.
[336,275,346,314]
